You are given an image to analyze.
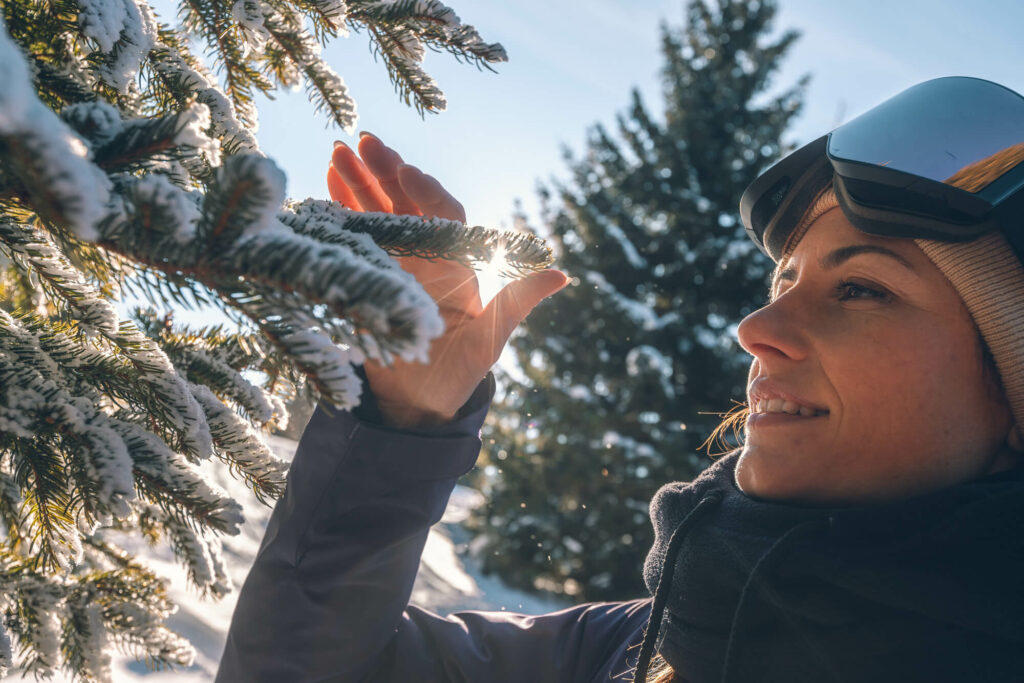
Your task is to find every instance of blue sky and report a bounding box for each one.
[151,0,1024,325]
[251,0,1024,231]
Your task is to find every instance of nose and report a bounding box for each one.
[736,294,809,363]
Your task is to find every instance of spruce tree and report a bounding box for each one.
[0,0,551,678]
[471,0,806,602]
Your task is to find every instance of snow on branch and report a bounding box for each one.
[177,0,271,128]
[195,153,286,242]
[368,22,446,112]
[138,503,233,596]
[110,419,243,536]
[585,271,679,331]
[347,0,506,114]
[9,573,64,675]
[83,0,159,91]
[272,320,364,403]
[178,347,279,425]
[0,17,111,241]
[0,312,240,544]
[188,382,288,503]
[148,44,260,154]
[285,198,554,276]
[228,226,443,361]
[350,0,508,63]
[72,559,196,670]
[69,101,224,172]
[262,6,358,131]
[64,602,112,681]
[0,221,214,459]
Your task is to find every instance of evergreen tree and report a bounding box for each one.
[470,0,806,602]
[0,0,551,678]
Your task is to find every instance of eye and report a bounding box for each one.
[835,280,889,302]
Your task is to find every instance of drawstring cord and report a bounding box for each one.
[632,490,724,683]
[719,518,831,683]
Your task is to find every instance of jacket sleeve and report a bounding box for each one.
[215,373,649,683]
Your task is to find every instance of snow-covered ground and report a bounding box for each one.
[9,434,566,682]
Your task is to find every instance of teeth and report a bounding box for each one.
[753,397,824,417]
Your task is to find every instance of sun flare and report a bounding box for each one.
[477,243,509,305]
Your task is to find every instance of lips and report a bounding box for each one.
[747,379,829,417]
[751,397,827,417]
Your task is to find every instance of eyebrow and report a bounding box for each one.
[773,244,915,286]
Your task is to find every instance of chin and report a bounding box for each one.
[734,446,825,504]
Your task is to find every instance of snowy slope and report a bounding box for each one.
[8,434,566,682]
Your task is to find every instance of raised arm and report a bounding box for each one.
[215,369,650,682]
[216,138,650,681]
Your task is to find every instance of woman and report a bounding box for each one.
[216,77,1024,682]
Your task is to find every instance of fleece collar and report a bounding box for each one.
[638,452,1024,683]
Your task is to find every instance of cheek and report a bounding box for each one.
[826,326,946,437]
[834,322,985,451]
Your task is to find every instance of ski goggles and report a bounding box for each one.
[740,76,1024,265]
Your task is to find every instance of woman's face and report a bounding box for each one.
[735,209,1017,504]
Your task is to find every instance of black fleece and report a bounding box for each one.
[642,452,1024,682]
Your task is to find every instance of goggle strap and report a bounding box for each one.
[834,176,1000,242]
[763,154,833,261]
[991,191,1024,266]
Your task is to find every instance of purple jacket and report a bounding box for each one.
[216,375,651,682]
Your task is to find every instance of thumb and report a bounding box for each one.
[478,269,568,353]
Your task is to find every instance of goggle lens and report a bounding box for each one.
[828,78,1024,196]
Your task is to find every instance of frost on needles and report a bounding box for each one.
[0,0,550,677]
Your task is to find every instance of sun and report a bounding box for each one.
[476,242,508,305]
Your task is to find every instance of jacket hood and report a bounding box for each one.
[638,451,1024,683]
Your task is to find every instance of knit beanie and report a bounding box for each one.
[781,185,1024,436]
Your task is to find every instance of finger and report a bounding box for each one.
[397,165,467,223]
[331,142,393,212]
[389,250,483,316]
[357,133,421,216]
[327,165,362,210]
[474,269,568,358]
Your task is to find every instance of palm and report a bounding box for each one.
[327,134,565,427]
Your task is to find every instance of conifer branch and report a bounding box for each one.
[0,223,214,460]
[349,0,507,65]
[284,199,555,275]
[262,8,357,131]
[0,0,517,671]
[62,591,112,681]
[147,42,260,153]
[0,470,24,549]
[290,0,347,42]
[110,419,243,535]
[137,503,232,596]
[177,0,270,127]
[367,23,445,113]
[81,566,195,669]
[15,439,78,573]
[9,572,65,675]
[188,383,288,503]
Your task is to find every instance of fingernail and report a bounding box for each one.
[333,140,349,149]
[359,131,378,141]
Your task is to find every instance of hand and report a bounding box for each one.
[328,133,568,429]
